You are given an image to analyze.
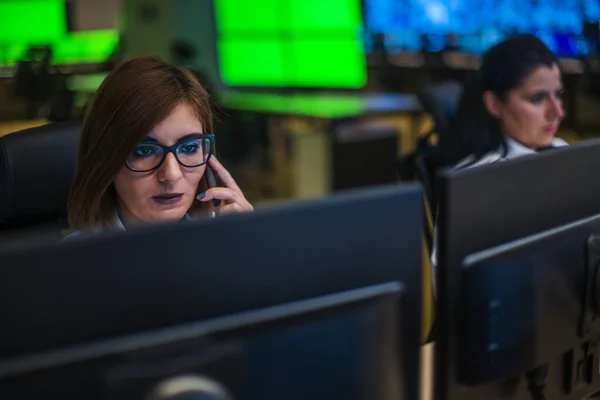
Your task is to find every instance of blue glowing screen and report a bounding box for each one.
[364,0,600,56]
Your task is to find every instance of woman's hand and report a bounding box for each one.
[197,156,254,215]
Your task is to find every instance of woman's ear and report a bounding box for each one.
[483,90,502,118]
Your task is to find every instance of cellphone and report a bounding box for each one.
[204,163,221,208]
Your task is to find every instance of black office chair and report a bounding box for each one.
[399,80,462,212]
[413,81,463,344]
[0,121,81,250]
[418,80,462,138]
[12,47,55,119]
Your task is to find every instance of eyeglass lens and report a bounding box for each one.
[127,137,211,171]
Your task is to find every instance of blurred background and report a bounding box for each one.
[1,0,600,207]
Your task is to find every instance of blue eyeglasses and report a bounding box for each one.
[126,134,215,172]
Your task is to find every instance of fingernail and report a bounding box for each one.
[197,192,205,200]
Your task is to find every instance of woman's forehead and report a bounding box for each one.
[517,64,562,92]
[147,103,204,144]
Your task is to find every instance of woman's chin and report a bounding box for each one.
[147,208,188,224]
[147,198,192,223]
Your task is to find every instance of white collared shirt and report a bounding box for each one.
[110,209,195,232]
[66,209,213,239]
[431,136,569,294]
[454,137,569,169]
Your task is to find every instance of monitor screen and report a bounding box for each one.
[365,0,585,35]
[214,0,367,89]
[0,0,66,43]
[364,0,598,56]
[584,0,600,22]
[537,31,598,58]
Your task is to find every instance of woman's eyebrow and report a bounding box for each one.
[176,133,204,143]
[140,136,158,143]
[139,133,204,145]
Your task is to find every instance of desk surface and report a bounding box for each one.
[218,91,422,119]
[0,120,47,138]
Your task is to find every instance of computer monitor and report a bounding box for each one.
[435,139,600,400]
[364,0,584,36]
[459,212,600,399]
[0,281,404,400]
[0,184,423,400]
[585,0,600,23]
[363,0,593,57]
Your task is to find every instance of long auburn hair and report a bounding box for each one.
[68,56,213,230]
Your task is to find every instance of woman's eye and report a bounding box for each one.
[555,90,564,101]
[180,143,199,154]
[529,94,545,104]
[134,146,156,157]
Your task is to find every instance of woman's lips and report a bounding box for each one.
[152,193,183,205]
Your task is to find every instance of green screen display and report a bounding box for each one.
[219,92,364,118]
[214,0,280,32]
[214,0,366,89]
[53,30,119,64]
[286,0,363,31]
[218,39,287,86]
[0,0,117,66]
[0,0,65,42]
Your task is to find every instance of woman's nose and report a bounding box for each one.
[549,96,565,120]
[157,152,183,182]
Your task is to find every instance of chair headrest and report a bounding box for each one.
[418,81,463,135]
[0,121,81,225]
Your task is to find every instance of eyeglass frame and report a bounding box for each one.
[125,134,215,173]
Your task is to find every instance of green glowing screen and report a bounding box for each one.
[214,0,366,89]
[0,0,65,42]
[52,30,119,64]
[0,0,118,66]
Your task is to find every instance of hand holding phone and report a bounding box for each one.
[196,156,254,215]
[204,163,221,208]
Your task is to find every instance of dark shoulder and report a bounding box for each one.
[63,228,101,241]
[63,230,89,241]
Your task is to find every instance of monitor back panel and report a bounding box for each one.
[0,184,423,400]
[0,283,405,400]
[459,214,600,400]
[436,139,600,400]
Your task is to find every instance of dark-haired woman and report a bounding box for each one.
[432,35,568,293]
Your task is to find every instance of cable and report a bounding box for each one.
[526,364,548,400]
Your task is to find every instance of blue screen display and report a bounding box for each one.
[365,0,600,56]
[584,0,600,22]
[365,0,590,35]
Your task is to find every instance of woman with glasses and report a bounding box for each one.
[67,56,252,234]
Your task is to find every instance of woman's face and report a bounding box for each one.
[113,103,206,225]
[486,63,565,149]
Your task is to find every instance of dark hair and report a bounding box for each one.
[68,56,213,230]
[438,34,559,166]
